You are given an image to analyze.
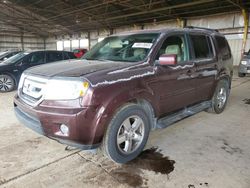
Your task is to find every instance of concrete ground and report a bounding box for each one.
[0,75,250,188]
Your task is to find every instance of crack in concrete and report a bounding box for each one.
[0,150,81,186]
[77,153,122,185]
[232,79,250,89]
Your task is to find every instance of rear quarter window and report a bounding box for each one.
[215,36,231,60]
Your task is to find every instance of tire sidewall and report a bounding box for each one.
[104,104,150,163]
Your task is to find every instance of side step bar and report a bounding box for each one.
[156,101,211,129]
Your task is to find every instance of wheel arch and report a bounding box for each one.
[91,89,158,145]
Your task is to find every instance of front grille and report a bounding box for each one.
[19,75,48,106]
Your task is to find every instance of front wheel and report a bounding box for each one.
[102,104,150,163]
[0,74,15,92]
[207,79,229,114]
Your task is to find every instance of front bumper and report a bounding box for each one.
[239,63,250,74]
[14,95,103,150]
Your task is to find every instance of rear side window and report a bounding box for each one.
[190,35,213,59]
[215,36,231,59]
[64,52,76,60]
[46,51,63,63]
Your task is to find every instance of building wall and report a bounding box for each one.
[0,12,249,66]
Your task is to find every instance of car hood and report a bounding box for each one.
[24,59,132,78]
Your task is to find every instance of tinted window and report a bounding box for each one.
[190,35,213,59]
[27,52,45,64]
[215,36,231,59]
[63,52,76,60]
[46,51,63,62]
[156,35,188,63]
[3,52,29,64]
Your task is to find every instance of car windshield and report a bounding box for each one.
[3,52,29,64]
[83,33,159,62]
[0,52,9,59]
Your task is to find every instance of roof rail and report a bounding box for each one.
[185,26,219,33]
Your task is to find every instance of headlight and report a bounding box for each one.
[241,60,247,65]
[18,73,26,95]
[44,79,89,100]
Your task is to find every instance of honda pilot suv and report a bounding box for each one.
[14,27,233,163]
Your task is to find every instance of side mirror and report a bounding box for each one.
[16,61,23,66]
[3,57,8,60]
[159,54,177,65]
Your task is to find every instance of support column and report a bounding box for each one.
[20,31,24,51]
[242,8,249,56]
[87,31,91,50]
[177,18,187,28]
[43,38,46,50]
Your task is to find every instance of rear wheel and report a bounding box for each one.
[238,72,246,77]
[102,104,150,163]
[0,74,15,92]
[207,79,229,114]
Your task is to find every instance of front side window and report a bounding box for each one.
[156,35,188,63]
[215,36,231,59]
[27,52,45,64]
[190,35,213,59]
[84,33,159,62]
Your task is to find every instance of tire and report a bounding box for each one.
[102,103,150,164]
[0,74,15,92]
[238,72,246,77]
[207,79,229,114]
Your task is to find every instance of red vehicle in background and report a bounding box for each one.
[73,48,88,58]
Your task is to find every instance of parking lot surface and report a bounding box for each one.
[0,76,250,188]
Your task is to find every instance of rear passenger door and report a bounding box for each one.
[17,51,45,77]
[189,33,217,102]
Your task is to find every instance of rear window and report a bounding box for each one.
[190,34,214,59]
[215,36,231,59]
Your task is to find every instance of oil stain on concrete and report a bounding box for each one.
[243,98,250,105]
[110,147,175,187]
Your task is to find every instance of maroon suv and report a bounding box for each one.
[14,27,233,163]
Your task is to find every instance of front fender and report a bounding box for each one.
[90,83,158,144]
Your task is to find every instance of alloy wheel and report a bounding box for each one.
[116,115,145,154]
[216,87,227,109]
[0,76,13,92]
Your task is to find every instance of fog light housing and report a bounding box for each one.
[60,124,69,136]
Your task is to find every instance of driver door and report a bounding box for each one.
[15,52,45,81]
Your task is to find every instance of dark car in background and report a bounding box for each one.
[238,49,250,77]
[0,51,21,63]
[14,27,233,163]
[0,50,76,92]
